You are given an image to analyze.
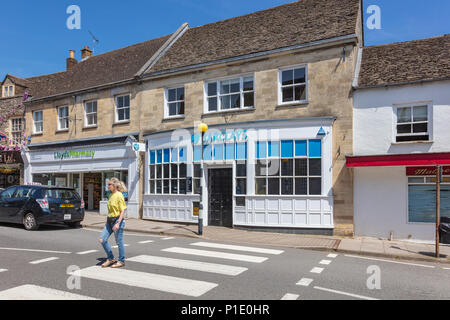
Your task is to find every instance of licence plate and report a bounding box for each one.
[64,214,72,221]
[60,204,74,208]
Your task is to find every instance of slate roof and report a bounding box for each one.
[20,34,172,100]
[147,0,361,74]
[357,34,450,88]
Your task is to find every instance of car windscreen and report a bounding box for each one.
[45,189,80,200]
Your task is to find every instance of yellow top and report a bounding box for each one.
[107,192,127,218]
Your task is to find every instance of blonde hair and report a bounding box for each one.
[109,177,128,193]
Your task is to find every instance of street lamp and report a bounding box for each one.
[197,122,209,236]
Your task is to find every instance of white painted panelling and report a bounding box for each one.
[281,199,293,211]
[127,255,248,276]
[268,213,279,225]
[295,213,307,225]
[255,212,265,224]
[309,214,321,225]
[267,199,279,211]
[74,266,217,297]
[254,199,266,211]
[309,199,321,211]
[294,199,307,211]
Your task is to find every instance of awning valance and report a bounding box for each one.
[346,152,450,168]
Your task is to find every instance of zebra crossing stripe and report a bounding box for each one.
[73,266,218,297]
[0,269,7,273]
[138,240,154,244]
[281,293,300,300]
[162,247,268,263]
[127,255,248,276]
[0,285,98,300]
[190,242,284,255]
[29,257,59,265]
[77,250,98,255]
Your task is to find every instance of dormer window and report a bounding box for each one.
[2,85,14,97]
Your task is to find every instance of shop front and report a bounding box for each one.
[144,118,335,233]
[22,134,140,218]
[0,151,23,188]
[348,153,450,242]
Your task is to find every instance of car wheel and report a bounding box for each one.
[23,213,39,231]
[67,221,81,229]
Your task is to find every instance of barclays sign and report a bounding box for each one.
[192,129,248,145]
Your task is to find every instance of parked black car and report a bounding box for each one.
[0,185,85,231]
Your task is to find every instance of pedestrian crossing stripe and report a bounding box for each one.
[29,257,59,265]
[281,293,300,300]
[0,269,7,273]
[162,247,268,263]
[138,240,154,244]
[127,255,248,276]
[76,250,99,255]
[190,242,284,255]
[0,285,98,300]
[72,266,218,297]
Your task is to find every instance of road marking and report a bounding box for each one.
[443,267,450,270]
[319,260,332,265]
[112,244,130,249]
[29,257,59,265]
[190,242,284,255]
[138,240,154,244]
[0,247,71,254]
[162,247,268,263]
[296,278,314,287]
[310,267,324,274]
[281,293,300,300]
[162,237,175,240]
[128,255,248,276]
[0,285,98,300]
[344,254,436,268]
[314,286,379,301]
[82,228,165,238]
[76,250,98,255]
[327,254,338,258]
[0,269,7,273]
[73,266,218,297]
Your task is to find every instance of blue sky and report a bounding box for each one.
[1,0,449,80]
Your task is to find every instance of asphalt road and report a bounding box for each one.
[0,221,449,300]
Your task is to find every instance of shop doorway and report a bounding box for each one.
[83,173,102,211]
[208,168,233,228]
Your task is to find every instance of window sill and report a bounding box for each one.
[276,101,309,109]
[163,115,185,122]
[202,108,255,117]
[113,120,130,126]
[392,140,434,145]
[55,129,69,134]
[31,133,43,137]
[82,125,98,130]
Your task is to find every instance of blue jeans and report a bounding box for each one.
[99,220,125,263]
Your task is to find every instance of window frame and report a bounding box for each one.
[278,64,308,105]
[10,117,23,143]
[164,86,185,119]
[204,74,255,114]
[32,110,43,134]
[255,139,322,196]
[115,94,131,123]
[407,175,450,224]
[57,106,69,131]
[393,102,432,143]
[84,100,98,127]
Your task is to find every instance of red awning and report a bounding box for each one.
[346,152,450,168]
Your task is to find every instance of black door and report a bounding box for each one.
[208,168,233,228]
[0,186,18,222]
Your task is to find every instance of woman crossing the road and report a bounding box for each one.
[99,177,128,269]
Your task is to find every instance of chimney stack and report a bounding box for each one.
[81,46,93,60]
[66,50,78,70]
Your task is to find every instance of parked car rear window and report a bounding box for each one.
[46,189,79,200]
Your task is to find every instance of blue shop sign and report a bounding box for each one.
[192,129,248,145]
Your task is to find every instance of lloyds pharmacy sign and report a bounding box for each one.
[191,129,248,145]
[54,150,96,160]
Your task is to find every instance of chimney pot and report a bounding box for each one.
[81,46,93,60]
[66,50,78,71]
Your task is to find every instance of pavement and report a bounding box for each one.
[82,212,450,265]
[1,222,449,300]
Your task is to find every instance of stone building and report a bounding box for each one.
[19,0,363,235]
